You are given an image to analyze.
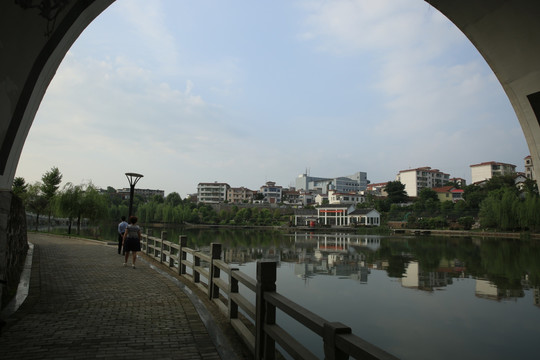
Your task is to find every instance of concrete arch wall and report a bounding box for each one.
[429,0,540,182]
[0,0,114,191]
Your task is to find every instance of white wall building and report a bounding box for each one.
[197,182,230,203]
[296,171,368,194]
[328,190,365,205]
[396,167,450,197]
[260,181,282,204]
[470,161,516,184]
[525,155,535,181]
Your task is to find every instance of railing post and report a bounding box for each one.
[194,252,200,284]
[158,231,167,263]
[145,229,153,256]
[323,322,351,360]
[255,260,277,360]
[229,268,239,320]
[178,235,187,275]
[209,243,222,300]
[160,231,167,263]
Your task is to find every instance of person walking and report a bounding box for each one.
[122,216,141,268]
[117,216,128,255]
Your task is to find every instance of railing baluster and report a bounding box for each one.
[179,235,187,275]
[229,268,239,320]
[209,243,222,300]
[160,231,167,263]
[194,252,200,283]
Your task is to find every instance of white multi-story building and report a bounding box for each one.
[470,161,516,184]
[525,155,535,181]
[197,182,230,203]
[260,181,282,204]
[296,171,368,194]
[396,167,450,197]
[328,190,365,205]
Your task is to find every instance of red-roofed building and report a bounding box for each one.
[433,186,464,203]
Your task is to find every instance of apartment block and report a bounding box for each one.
[197,182,230,203]
[470,161,516,184]
[227,187,255,204]
[396,167,450,197]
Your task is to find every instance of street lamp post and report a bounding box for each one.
[125,172,143,217]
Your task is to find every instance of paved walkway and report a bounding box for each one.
[0,233,243,359]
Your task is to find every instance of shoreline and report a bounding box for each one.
[153,222,540,239]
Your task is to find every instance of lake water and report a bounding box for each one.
[111,226,540,359]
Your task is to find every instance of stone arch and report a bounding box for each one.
[0,0,114,190]
[430,0,540,183]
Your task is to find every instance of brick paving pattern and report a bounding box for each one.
[0,233,224,359]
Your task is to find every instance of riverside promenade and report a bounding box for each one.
[0,233,247,360]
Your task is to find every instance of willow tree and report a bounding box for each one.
[56,182,83,235]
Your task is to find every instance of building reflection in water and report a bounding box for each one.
[221,232,540,307]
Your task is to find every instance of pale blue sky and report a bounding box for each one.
[16,0,529,197]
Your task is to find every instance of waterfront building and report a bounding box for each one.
[525,155,535,181]
[197,182,230,203]
[396,167,450,197]
[260,181,282,204]
[349,208,381,226]
[294,204,380,227]
[470,161,516,183]
[295,171,368,194]
[227,187,255,204]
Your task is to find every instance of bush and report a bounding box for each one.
[458,216,475,230]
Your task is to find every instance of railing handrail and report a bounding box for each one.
[140,231,398,360]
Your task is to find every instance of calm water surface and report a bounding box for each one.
[140,228,540,359]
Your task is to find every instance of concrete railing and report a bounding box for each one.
[141,230,398,360]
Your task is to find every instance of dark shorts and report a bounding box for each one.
[124,237,141,252]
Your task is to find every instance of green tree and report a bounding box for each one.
[165,192,182,207]
[12,177,28,199]
[80,184,108,237]
[418,188,438,203]
[41,166,63,231]
[25,182,47,230]
[385,181,408,204]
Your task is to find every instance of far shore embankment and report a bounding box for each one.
[145,222,540,240]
